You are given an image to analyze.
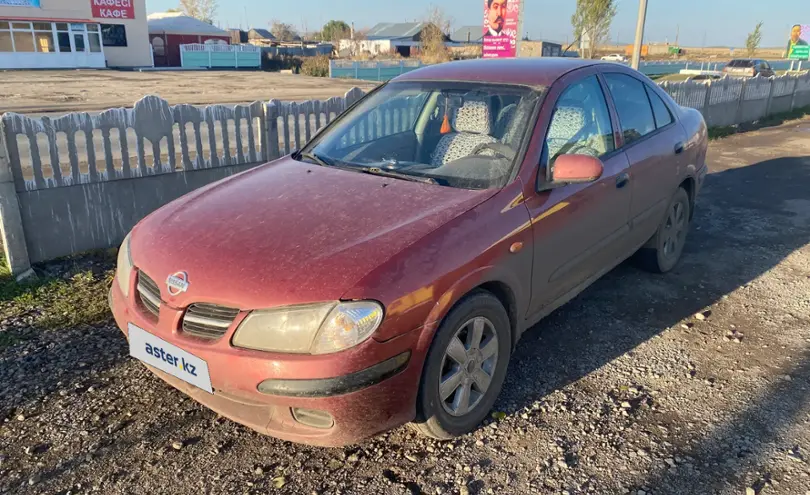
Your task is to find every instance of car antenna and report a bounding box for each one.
[440,97,452,134]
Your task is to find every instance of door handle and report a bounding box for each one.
[674,142,685,155]
[616,173,630,189]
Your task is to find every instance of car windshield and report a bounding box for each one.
[300,81,541,189]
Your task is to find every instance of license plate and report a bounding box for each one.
[128,323,213,393]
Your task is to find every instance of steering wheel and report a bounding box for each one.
[472,142,517,161]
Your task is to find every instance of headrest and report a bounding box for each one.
[452,100,492,135]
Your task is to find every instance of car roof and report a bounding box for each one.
[393,58,603,88]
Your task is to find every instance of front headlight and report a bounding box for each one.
[116,233,133,298]
[232,301,384,355]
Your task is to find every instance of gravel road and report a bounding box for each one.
[1,120,809,495]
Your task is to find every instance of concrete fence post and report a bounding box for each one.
[735,78,749,126]
[764,76,777,117]
[0,119,34,280]
[790,75,800,111]
[702,80,713,120]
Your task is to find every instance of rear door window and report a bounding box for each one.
[645,86,673,129]
[603,73,656,146]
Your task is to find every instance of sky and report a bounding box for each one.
[146,0,802,48]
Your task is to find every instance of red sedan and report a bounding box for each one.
[110,58,708,447]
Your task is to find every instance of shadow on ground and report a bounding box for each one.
[497,154,810,423]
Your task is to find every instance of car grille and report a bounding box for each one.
[137,271,161,318]
[182,303,240,339]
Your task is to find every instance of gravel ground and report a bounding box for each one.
[1,120,809,495]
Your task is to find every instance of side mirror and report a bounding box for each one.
[552,154,604,184]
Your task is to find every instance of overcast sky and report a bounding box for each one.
[147,0,802,48]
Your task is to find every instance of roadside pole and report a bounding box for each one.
[631,0,648,70]
[516,0,525,57]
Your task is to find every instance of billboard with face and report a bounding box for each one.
[787,24,810,59]
[483,0,520,58]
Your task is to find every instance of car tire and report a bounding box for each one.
[411,290,511,440]
[636,187,691,274]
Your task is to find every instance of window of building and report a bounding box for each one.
[57,32,71,53]
[74,33,86,52]
[101,24,127,47]
[89,32,102,53]
[0,21,102,55]
[35,32,55,53]
[13,32,35,52]
[0,31,12,52]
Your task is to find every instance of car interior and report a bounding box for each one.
[312,86,536,189]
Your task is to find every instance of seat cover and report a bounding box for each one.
[431,100,497,166]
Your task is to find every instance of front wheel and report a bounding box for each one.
[411,291,511,440]
[636,187,691,273]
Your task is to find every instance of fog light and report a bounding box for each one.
[291,408,334,429]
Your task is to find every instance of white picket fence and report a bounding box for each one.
[659,72,810,128]
[1,72,810,277]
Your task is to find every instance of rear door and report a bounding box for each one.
[602,72,687,247]
[525,72,632,317]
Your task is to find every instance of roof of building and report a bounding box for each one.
[451,26,484,43]
[248,28,276,40]
[395,57,605,87]
[366,22,427,40]
[147,12,230,37]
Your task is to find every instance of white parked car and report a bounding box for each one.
[601,54,628,63]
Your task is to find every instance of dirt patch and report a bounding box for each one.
[0,70,377,115]
[0,121,809,494]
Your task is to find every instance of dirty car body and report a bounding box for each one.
[110,58,709,447]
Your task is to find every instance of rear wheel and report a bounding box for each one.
[636,187,691,273]
[411,291,511,440]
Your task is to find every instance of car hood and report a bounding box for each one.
[131,158,495,310]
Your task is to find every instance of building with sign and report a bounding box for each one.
[0,0,150,69]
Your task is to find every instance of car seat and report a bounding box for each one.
[546,106,589,160]
[431,100,497,167]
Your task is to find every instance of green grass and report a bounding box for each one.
[0,251,115,349]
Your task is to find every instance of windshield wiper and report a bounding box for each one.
[295,150,333,168]
[355,167,438,185]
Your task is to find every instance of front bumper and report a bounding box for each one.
[110,278,425,447]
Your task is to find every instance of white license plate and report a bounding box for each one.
[128,323,213,394]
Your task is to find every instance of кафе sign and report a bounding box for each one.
[91,0,135,19]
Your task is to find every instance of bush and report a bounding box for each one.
[301,55,331,77]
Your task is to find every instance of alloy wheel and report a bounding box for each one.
[438,317,499,417]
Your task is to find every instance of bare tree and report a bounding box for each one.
[270,20,299,42]
[746,21,764,58]
[420,5,452,64]
[179,0,217,24]
[570,0,616,59]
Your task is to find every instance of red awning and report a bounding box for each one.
[0,16,97,23]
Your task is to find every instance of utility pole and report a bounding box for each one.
[631,0,648,70]
[675,24,679,46]
[516,0,525,57]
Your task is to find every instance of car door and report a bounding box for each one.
[524,72,632,318]
[602,72,688,248]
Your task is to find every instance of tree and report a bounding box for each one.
[420,6,452,64]
[321,20,351,43]
[746,21,764,57]
[570,0,616,59]
[178,0,217,24]
[271,21,299,42]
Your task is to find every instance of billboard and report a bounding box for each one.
[787,24,810,60]
[0,0,41,6]
[483,0,520,59]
